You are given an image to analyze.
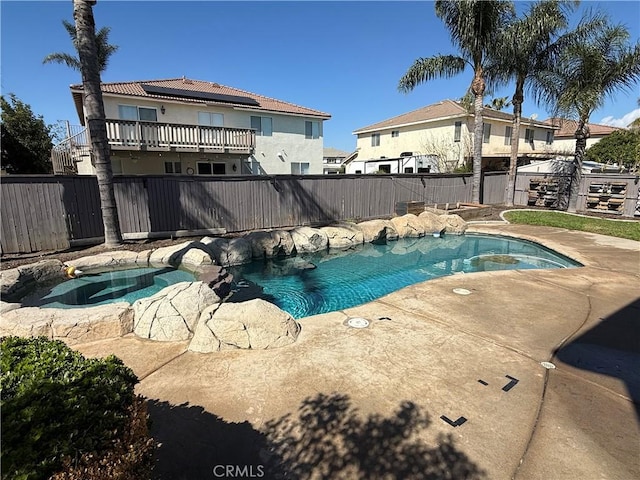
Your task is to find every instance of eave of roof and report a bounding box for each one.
[353,99,552,135]
[542,117,622,137]
[70,77,331,123]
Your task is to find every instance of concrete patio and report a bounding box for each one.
[74,224,640,479]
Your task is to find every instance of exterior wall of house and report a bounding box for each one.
[356,120,471,168]
[551,136,604,155]
[73,95,325,176]
[355,118,557,169]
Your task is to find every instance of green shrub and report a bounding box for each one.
[0,336,140,480]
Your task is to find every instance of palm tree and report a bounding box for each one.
[73,0,122,246]
[487,0,579,206]
[536,21,640,211]
[43,19,118,73]
[485,97,512,111]
[399,0,515,204]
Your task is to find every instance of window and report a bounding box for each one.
[454,122,462,142]
[525,128,534,143]
[504,126,512,146]
[418,166,431,173]
[404,167,413,173]
[251,116,272,136]
[483,123,492,143]
[371,133,380,147]
[378,164,391,173]
[197,162,226,175]
[546,131,554,145]
[291,162,310,175]
[198,112,224,126]
[118,105,157,122]
[305,121,320,139]
[391,130,400,138]
[164,161,182,174]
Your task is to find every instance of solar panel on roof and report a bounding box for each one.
[141,84,260,106]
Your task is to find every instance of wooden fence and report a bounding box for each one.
[1,173,473,253]
[2,172,637,254]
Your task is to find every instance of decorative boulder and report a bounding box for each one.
[356,219,399,244]
[197,265,234,300]
[201,236,253,266]
[0,303,133,345]
[390,214,426,238]
[418,211,447,235]
[188,299,301,353]
[244,230,296,258]
[290,227,329,253]
[440,214,468,234]
[320,224,365,249]
[71,250,151,270]
[133,281,220,341]
[149,241,214,268]
[0,260,65,303]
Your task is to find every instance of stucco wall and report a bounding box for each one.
[356,117,557,164]
[94,94,324,175]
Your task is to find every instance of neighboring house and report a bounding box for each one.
[542,118,622,156]
[322,147,351,174]
[52,77,330,176]
[352,99,557,172]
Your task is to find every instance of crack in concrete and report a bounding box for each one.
[512,295,594,480]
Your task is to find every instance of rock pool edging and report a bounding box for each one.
[0,212,466,351]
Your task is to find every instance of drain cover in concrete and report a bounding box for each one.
[346,317,370,328]
[453,288,472,295]
[541,361,556,369]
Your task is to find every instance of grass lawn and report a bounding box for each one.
[503,210,640,241]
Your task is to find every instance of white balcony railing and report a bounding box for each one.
[105,120,256,153]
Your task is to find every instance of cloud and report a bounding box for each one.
[599,108,640,128]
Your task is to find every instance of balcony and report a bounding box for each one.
[51,120,257,174]
[105,119,256,154]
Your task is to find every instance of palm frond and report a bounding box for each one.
[398,55,466,92]
[42,53,82,70]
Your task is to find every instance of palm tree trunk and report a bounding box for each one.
[505,83,524,207]
[471,75,484,204]
[568,119,589,212]
[73,0,122,246]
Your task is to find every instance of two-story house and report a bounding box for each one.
[322,147,353,174]
[351,99,557,173]
[52,77,331,176]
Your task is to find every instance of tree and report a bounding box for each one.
[536,21,640,211]
[585,130,640,171]
[487,0,580,206]
[398,0,515,204]
[1,94,53,174]
[43,19,118,73]
[484,97,512,111]
[73,0,122,246]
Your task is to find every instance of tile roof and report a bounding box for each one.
[353,99,552,134]
[323,147,351,158]
[70,77,330,120]
[542,118,622,137]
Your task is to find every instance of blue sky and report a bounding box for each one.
[2,0,639,153]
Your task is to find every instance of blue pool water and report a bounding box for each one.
[228,234,581,319]
[27,267,196,308]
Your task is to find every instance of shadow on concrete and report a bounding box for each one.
[555,298,640,421]
[148,400,267,480]
[148,393,486,480]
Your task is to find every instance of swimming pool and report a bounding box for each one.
[227,234,581,319]
[23,267,196,308]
